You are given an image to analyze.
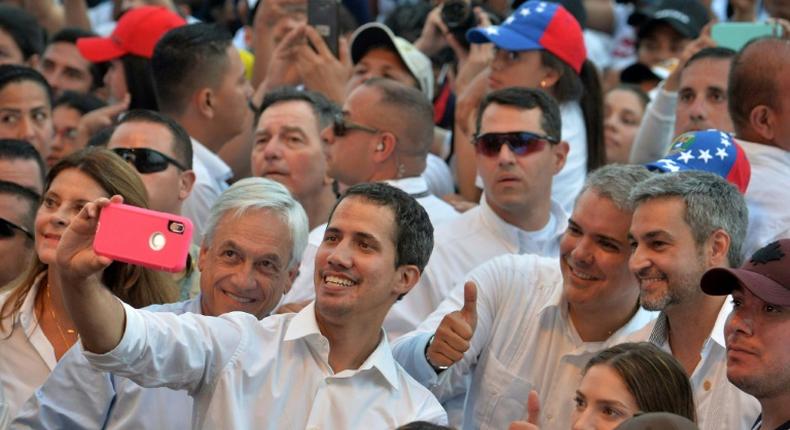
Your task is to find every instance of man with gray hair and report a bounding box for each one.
[13,178,307,429]
[628,171,760,430]
[393,165,657,430]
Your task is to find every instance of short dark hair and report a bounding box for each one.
[475,87,561,140]
[585,342,697,423]
[0,5,45,62]
[0,65,53,106]
[49,27,105,90]
[0,139,45,192]
[329,182,434,272]
[728,37,790,135]
[0,179,38,232]
[260,86,341,132]
[151,23,233,115]
[53,90,106,115]
[117,109,193,169]
[683,46,736,72]
[362,78,434,156]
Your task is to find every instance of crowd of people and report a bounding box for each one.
[0,0,788,429]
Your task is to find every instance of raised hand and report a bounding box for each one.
[426,281,477,369]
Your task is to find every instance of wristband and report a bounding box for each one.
[425,334,450,374]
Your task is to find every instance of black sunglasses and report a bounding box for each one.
[112,147,188,174]
[473,131,559,157]
[332,112,380,137]
[0,217,33,240]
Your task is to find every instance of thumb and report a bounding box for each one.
[526,389,541,425]
[460,281,477,325]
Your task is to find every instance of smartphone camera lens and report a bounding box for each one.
[169,221,185,234]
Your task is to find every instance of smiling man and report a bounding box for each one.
[393,164,657,430]
[701,238,790,430]
[52,182,446,428]
[14,178,306,429]
[629,171,760,430]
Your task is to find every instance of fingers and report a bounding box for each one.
[461,281,477,327]
[303,25,331,58]
[526,390,541,425]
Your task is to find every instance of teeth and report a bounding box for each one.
[325,275,355,287]
[225,291,253,303]
[571,266,597,280]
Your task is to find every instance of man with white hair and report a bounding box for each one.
[13,178,307,429]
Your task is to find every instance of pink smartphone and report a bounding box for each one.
[93,203,193,273]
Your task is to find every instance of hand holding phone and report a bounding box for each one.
[307,0,340,57]
[93,203,193,273]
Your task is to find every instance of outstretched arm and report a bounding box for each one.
[56,195,125,354]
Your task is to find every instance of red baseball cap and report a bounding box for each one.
[77,6,186,62]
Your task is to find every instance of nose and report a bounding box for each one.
[628,241,651,275]
[262,138,283,160]
[726,307,754,337]
[571,408,595,430]
[325,240,353,269]
[491,51,507,71]
[497,142,517,166]
[569,236,595,267]
[230,260,258,291]
[687,97,707,122]
[17,116,36,140]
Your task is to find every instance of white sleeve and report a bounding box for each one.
[81,302,247,396]
[629,85,678,164]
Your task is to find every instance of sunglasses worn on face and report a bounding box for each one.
[0,217,33,240]
[473,131,558,157]
[112,148,188,174]
[332,113,380,137]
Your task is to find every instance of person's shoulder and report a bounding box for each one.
[433,206,485,242]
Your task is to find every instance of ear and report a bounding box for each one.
[194,87,215,119]
[748,105,777,142]
[178,170,197,202]
[371,131,397,164]
[705,229,731,267]
[551,140,570,174]
[197,244,208,272]
[283,265,299,296]
[393,264,421,298]
[540,65,561,89]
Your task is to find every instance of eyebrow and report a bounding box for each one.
[280,125,307,136]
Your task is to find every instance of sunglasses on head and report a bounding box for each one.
[112,147,187,174]
[0,217,33,240]
[332,112,380,137]
[473,131,558,157]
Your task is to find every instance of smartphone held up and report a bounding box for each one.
[93,203,193,273]
[308,0,340,57]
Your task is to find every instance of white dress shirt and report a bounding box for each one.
[181,139,232,246]
[740,140,790,259]
[0,277,55,420]
[553,102,588,214]
[392,254,657,430]
[423,153,455,198]
[391,197,567,339]
[83,302,447,429]
[630,300,761,430]
[13,298,201,429]
[281,176,459,307]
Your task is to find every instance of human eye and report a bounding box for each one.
[33,110,49,122]
[599,239,620,252]
[708,89,726,103]
[621,113,640,126]
[566,224,582,236]
[285,134,304,146]
[573,395,586,409]
[42,196,57,209]
[678,90,694,103]
[764,304,783,314]
[0,112,19,125]
[352,65,368,76]
[220,248,240,263]
[602,406,624,418]
[323,232,339,243]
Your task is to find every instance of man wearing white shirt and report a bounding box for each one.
[54,182,446,428]
[393,164,657,430]
[280,78,458,311]
[392,87,569,340]
[629,171,760,430]
[13,178,305,429]
[151,23,254,244]
[726,38,790,259]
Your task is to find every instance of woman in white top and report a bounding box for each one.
[0,148,177,418]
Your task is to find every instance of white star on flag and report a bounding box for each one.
[716,147,728,160]
[505,16,515,24]
[486,27,499,35]
[698,149,713,163]
[659,159,680,172]
[521,8,531,16]
[720,138,731,147]
[678,150,694,164]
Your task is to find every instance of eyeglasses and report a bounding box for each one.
[473,131,558,157]
[112,147,188,174]
[332,112,380,137]
[0,217,33,240]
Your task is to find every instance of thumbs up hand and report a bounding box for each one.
[426,282,477,369]
[508,390,541,430]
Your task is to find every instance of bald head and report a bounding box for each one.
[728,38,790,146]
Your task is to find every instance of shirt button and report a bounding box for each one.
[703,380,712,391]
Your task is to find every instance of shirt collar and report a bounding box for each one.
[711,297,733,347]
[649,299,731,348]
[191,138,233,182]
[283,301,401,390]
[382,176,430,198]
[478,197,567,252]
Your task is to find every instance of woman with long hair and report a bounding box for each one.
[0,147,178,418]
